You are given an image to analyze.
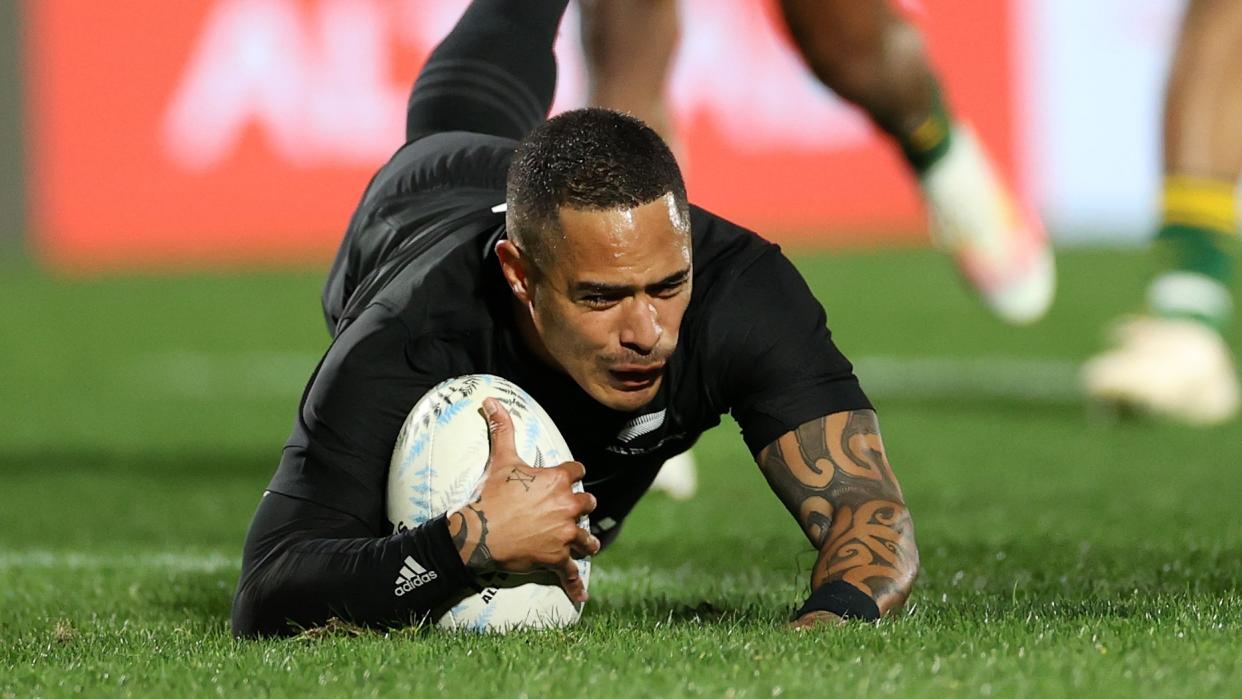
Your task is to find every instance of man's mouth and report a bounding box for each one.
[607,364,664,391]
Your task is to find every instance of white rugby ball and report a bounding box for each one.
[387,374,590,632]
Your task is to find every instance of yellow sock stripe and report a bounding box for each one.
[1164,210,1239,235]
[1162,176,1239,236]
[908,114,948,154]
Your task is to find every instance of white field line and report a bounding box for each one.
[124,351,1082,403]
[855,355,1080,403]
[123,351,321,399]
[0,550,236,573]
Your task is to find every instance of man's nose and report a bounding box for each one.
[618,298,662,353]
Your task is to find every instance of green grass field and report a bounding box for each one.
[3,247,1241,697]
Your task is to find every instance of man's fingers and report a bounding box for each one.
[555,460,587,483]
[568,525,601,558]
[791,610,847,630]
[481,398,518,460]
[574,491,598,517]
[555,557,588,603]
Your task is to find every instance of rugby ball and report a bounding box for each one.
[387,374,590,632]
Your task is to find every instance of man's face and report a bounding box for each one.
[524,194,692,412]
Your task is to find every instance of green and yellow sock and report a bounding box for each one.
[1147,175,1237,330]
[900,84,954,176]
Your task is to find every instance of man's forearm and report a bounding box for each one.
[809,497,917,614]
[232,492,478,637]
[757,410,919,616]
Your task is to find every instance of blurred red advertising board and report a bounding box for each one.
[25,0,1015,271]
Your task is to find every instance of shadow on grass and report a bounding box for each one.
[588,598,758,624]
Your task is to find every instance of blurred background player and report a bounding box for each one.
[1082,0,1242,425]
[581,0,1055,497]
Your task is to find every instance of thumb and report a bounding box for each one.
[481,398,517,461]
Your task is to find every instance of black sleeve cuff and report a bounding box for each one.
[417,514,484,593]
[793,580,881,622]
[738,384,874,456]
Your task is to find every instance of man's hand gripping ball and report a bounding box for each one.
[448,398,600,603]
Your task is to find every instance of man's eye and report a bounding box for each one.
[654,281,686,298]
[582,295,618,307]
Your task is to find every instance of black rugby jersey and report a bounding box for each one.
[268,131,871,540]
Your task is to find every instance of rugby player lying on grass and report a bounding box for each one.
[231,0,918,637]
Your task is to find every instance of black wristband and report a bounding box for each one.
[793,580,881,622]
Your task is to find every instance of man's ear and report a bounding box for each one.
[495,239,533,305]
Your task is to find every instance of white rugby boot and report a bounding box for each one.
[650,450,698,500]
[921,125,1055,325]
[1081,316,1240,425]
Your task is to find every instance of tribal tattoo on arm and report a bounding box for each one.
[448,505,494,572]
[757,409,919,614]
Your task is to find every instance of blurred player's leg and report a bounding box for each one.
[778,0,1054,325]
[1082,0,1242,424]
[1150,0,1241,331]
[578,0,680,147]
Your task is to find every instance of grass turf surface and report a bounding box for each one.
[2,247,1241,697]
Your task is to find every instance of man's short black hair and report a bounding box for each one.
[505,108,689,267]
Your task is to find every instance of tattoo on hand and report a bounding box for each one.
[757,410,918,614]
[505,467,535,492]
[449,505,495,571]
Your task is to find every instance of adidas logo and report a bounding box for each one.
[393,555,438,596]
